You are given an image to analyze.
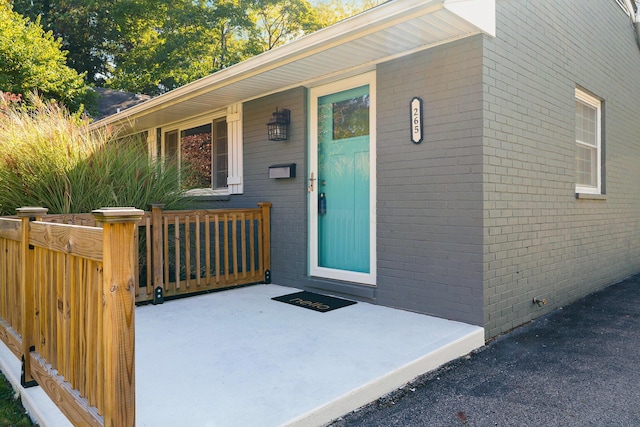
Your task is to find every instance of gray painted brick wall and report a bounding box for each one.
[376,37,485,326]
[213,88,310,287]
[206,0,640,340]
[483,0,640,337]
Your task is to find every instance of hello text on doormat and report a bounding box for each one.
[271,291,357,313]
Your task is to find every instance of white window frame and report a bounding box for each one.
[158,103,244,196]
[575,88,602,195]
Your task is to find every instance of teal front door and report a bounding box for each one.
[309,73,376,285]
[318,86,370,272]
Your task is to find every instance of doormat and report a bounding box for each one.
[272,291,357,313]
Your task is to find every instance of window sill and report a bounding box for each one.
[575,193,607,200]
[183,188,230,202]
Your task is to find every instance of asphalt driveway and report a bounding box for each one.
[330,274,640,426]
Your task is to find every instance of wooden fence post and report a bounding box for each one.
[150,204,164,304]
[16,207,48,387]
[257,202,272,284]
[93,208,144,427]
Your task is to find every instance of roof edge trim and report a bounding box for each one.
[444,0,496,37]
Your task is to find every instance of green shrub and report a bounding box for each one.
[0,94,189,215]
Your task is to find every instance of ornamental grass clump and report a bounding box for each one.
[0,93,187,215]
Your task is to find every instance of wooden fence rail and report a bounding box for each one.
[0,207,143,427]
[0,203,271,426]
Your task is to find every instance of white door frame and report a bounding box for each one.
[308,71,377,286]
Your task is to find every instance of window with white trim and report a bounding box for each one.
[161,119,228,192]
[156,103,243,195]
[575,89,602,194]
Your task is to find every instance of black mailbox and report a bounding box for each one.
[269,163,296,179]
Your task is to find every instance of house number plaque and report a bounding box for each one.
[410,97,423,144]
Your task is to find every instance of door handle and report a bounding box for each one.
[308,172,316,193]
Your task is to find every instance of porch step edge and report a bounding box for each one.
[282,325,485,427]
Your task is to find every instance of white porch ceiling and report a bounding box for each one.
[92,0,495,132]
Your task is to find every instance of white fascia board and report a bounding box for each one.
[444,0,496,37]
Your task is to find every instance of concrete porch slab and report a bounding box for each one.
[0,284,484,427]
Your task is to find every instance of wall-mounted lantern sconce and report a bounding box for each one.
[267,108,290,141]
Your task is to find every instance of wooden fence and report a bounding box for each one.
[0,203,272,426]
[0,207,142,427]
[43,203,272,303]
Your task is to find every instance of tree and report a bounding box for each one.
[107,0,256,95]
[313,0,383,27]
[0,1,94,113]
[10,0,380,97]
[246,0,321,51]
[110,0,324,94]
[11,0,118,86]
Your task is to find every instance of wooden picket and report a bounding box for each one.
[0,217,22,358]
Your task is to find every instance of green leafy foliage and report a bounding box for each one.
[108,0,258,95]
[0,1,94,113]
[313,0,383,27]
[12,0,380,97]
[0,373,32,427]
[247,0,321,51]
[0,94,189,215]
[10,0,118,87]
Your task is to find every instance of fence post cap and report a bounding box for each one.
[92,207,144,223]
[16,207,48,217]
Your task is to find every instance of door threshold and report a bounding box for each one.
[306,278,376,300]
